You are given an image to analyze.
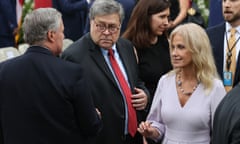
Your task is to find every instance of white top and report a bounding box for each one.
[147,73,226,144]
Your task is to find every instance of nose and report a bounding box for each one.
[163,17,169,25]
[171,47,178,56]
[102,28,111,35]
[223,0,231,7]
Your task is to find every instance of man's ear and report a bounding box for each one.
[47,30,55,42]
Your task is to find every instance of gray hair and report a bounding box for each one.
[89,0,124,23]
[22,8,62,45]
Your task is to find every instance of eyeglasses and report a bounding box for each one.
[93,20,120,33]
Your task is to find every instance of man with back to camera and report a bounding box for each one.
[0,8,102,144]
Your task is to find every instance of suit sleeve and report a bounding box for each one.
[230,120,240,144]
[71,70,102,136]
[0,0,17,31]
[53,0,88,14]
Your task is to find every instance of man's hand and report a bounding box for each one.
[131,87,148,110]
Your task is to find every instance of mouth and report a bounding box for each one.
[224,11,232,15]
[159,26,167,31]
[99,39,113,46]
[172,57,182,62]
[172,59,180,63]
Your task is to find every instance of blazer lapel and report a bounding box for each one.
[234,51,240,86]
[214,23,225,79]
[90,45,120,88]
[116,42,135,90]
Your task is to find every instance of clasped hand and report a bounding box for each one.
[131,87,148,110]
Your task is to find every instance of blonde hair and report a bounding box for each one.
[169,23,219,94]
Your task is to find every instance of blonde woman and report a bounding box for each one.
[138,23,226,144]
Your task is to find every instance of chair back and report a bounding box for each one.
[18,43,30,54]
[62,39,74,52]
[0,47,21,62]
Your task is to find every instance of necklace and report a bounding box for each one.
[176,72,199,96]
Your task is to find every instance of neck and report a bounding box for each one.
[178,68,196,81]
[150,36,158,44]
[229,20,240,28]
[176,70,199,96]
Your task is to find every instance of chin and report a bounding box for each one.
[156,31,163,36]
[100,44,113,49]
[172,65,182,69]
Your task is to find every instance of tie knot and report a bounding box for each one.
[108,49,114,56]
[230,28,237,36]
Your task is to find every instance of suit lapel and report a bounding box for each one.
[214,23,225,79]
[234,47,240,86]
[116,42,134,90]
[89,45,120,88]
[89,40,135,91]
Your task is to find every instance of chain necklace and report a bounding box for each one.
[176,72,199,96]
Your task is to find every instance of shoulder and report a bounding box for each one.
[117,38,135,53]
[208,78,226,95]
[208,78,226,101]
[215,84,240,116]
[158,71,175,86]
[117,37,133,46]
[221,84,240,105]
[228,84,240,98]
[51,57,85,81]
[61,34,92,60]
[66,34,91,51]
[206,22,225,34]
[212,78,225,89]
[0,55,24,71]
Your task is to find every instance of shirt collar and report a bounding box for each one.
[225,22,240,33]
[100,44,117,56]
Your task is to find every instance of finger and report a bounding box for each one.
[133,103,144,108]
[134,87,142,93]
[132,97,144,104]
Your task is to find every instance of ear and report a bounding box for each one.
[47,30,55,42]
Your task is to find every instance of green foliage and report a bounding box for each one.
[193,0,209,25]
[17,0,34,44]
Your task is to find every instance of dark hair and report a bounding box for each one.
[122,0,171,49]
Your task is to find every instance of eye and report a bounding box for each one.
[177,44,185,49]
[109,25,117,30]
[98,24,106,30]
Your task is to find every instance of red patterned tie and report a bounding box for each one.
[108,49,137,137]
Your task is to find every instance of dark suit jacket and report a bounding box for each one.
[212,83,240,144]
[207,22,240,87]
[52,0,88,41]
[0,46,102,144]
[0,0,17,47]
[61,33,149,144]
